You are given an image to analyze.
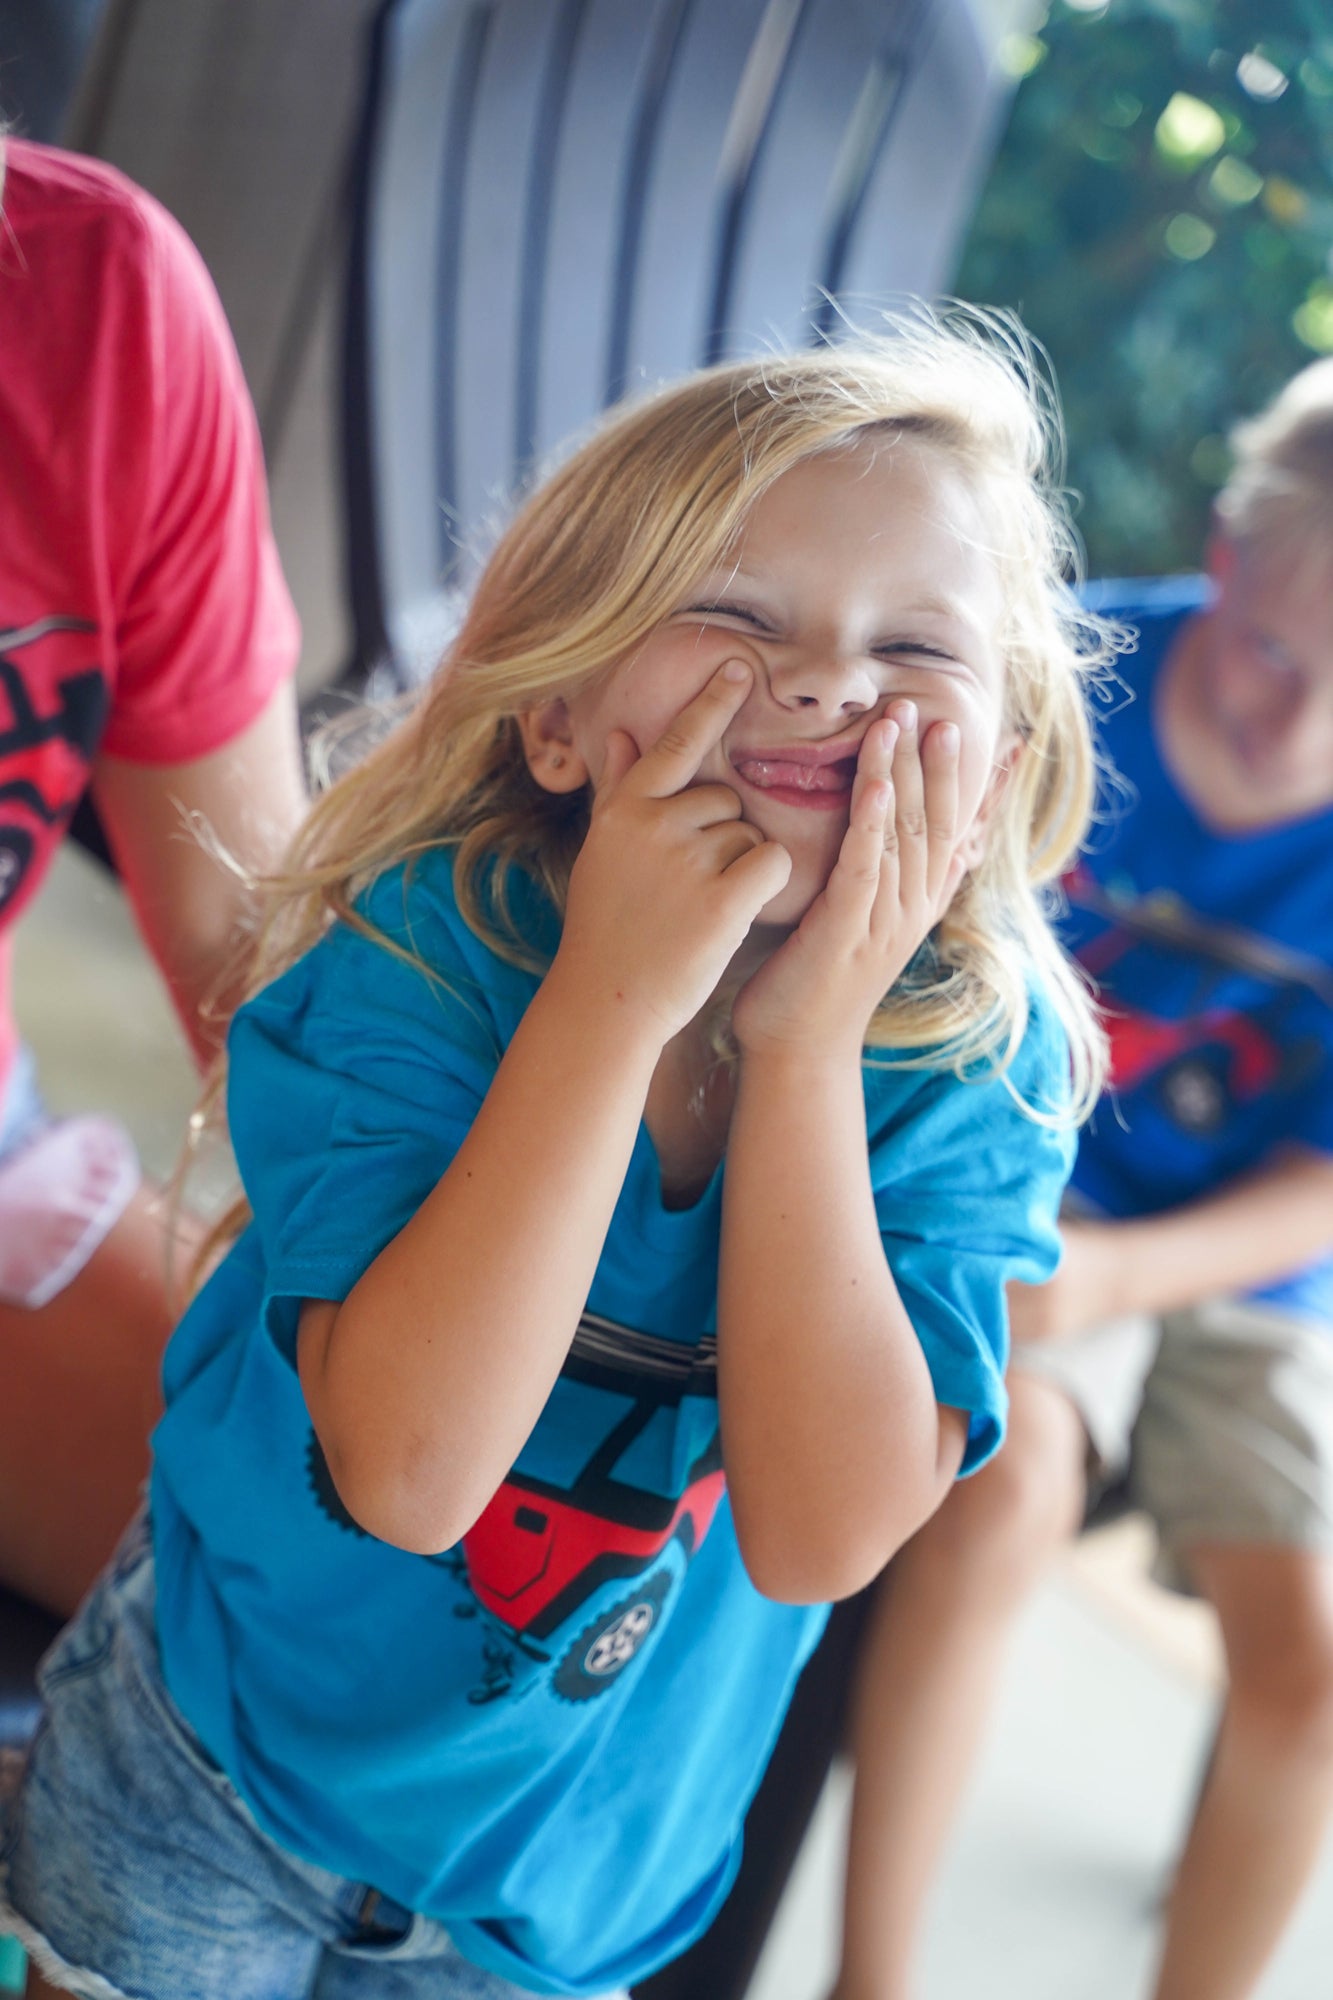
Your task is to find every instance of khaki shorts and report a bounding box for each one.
[1015,1295,1333,1593]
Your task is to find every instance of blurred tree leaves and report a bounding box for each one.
[954,0,1333,575]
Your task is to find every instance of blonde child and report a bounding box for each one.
[0,318,1106,2000]
[834,360,1333,2000]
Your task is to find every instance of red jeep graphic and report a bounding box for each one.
[461,1314,724,1643]
[306,1313,723,1697]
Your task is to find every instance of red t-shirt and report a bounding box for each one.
[0,140,300,1098]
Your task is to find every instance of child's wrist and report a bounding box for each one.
[734,1035,865,1086]
[540,952,673,1064]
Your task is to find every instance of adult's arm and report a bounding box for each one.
[90,681,306,1068]
[81,173,307,1066]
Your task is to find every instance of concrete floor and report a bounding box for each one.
[13,844,1333,2000]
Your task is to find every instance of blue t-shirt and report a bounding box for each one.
[150,852,1072,1996]
[1066,576,1333,1321]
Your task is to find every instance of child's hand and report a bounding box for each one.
[557,661,793,1042]
[731,704,968,1062]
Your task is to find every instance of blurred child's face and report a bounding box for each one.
[526,438,1018,928]
[1193,536,1333,824]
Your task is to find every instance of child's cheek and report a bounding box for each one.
[619,642,743,743]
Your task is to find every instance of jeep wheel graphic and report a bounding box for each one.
[552,1569,671,1702]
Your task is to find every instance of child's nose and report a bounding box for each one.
[766,647,880,716]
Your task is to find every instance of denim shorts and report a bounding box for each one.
[0,1514,599,2000]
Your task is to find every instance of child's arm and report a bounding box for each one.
[1009,1144,1333,1344]
[720,709,974,1604]
[298,663,791,1554]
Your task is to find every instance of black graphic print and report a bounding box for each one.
[0,617,105,914]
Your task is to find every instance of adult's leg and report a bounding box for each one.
[1151,1543,1333,2000]
[832,1372,1089,2000]
[0,1183,199,1618]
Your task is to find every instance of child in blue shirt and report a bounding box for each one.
[835,360,1333,2000]
[0,318,1108,2000]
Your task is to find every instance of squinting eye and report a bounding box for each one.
[875,644,957,666]
[684,600,770,630]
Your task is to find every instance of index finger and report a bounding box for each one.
[629,659,753,799]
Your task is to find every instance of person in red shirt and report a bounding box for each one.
[0,138,306,1618]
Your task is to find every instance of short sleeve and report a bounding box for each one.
[869,996,1076,1475]
[226,867,527,1363]
[100,194,299,764]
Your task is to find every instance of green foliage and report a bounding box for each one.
[954,0,1333,575]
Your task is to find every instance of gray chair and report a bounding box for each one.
[341,0,1009,693]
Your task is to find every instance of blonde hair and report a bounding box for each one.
[1215,357,1333,583]
[237,311,1113,1158]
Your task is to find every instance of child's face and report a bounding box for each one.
[1194,536,1333,823]
[526,437,1018,928]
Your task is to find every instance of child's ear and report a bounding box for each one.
[516,699,589,794]
[956,734,1023,872]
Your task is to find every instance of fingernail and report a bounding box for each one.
[720,659,750,683]
[938,723,959,756]
[897,701,918,733]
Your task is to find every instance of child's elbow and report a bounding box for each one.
[734,1501,934,1606]
[314,1431,478,1556]
[739,1542,873,1606]
[299,1309,484,1553]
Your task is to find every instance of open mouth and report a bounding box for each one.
[732,754,859,808]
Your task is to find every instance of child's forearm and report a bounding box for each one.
[718,1049,965,1604]
[1089,1145,1333,1322]
[298,961,662,1554]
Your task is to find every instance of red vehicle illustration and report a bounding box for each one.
[307,1310,724,1699]
[1064,865,1331,1131]
[1099,1000,1281,1101]
[460,1315,723,1701]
